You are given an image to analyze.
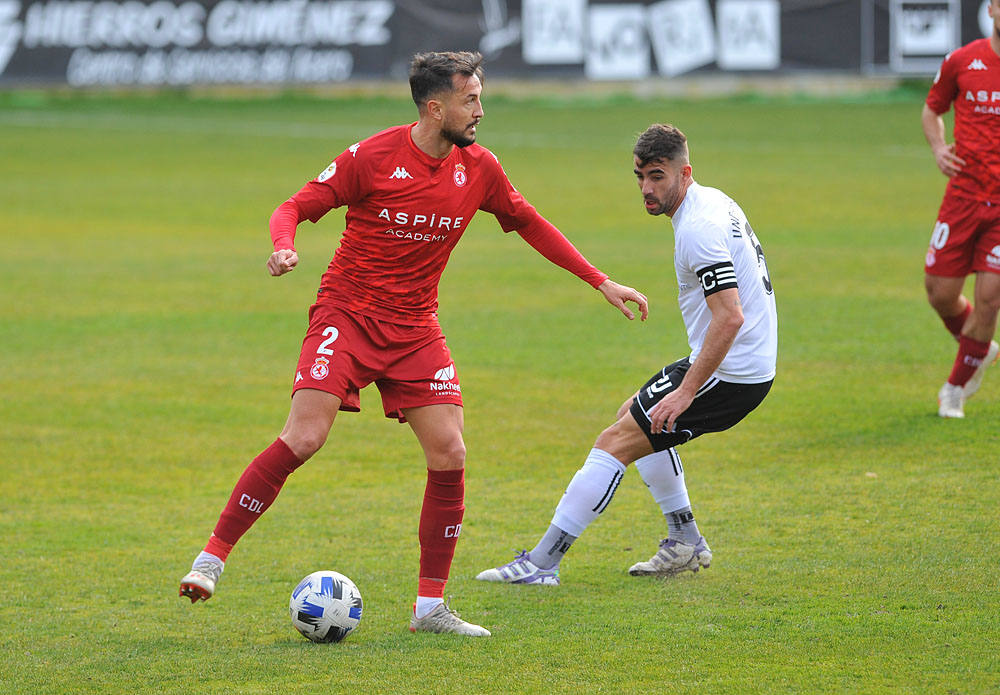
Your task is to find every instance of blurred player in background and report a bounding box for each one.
[922,0,1000,418]
[178,50,648,636]
[477,123,776,585]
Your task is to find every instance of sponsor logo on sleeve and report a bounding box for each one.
[317,161,336,182]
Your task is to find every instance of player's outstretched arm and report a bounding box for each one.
[267,249,299,276]
[598,279,649,321]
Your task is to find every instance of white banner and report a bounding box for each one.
[585,4,649,80]
[522,0,585,64]
[647,0,715,78]
[717,0,779,70]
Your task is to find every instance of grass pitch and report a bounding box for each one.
[1,86,998,694]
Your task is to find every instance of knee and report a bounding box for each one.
[924,276,960,313]
[615,394,636,421]
[281,427,328,461]
[974,293,1000,316]
[427,437,466,471]
[594,421,625,453]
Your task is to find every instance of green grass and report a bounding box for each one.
[1,86,998,694]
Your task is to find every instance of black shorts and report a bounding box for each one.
[628,357,773,452]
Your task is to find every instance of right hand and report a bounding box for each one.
[267,248,299,276]
[933,143,966,178]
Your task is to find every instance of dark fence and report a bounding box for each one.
[0,0,991,87]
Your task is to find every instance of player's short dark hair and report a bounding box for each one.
[633,124,688,167]
[409,51,485,109]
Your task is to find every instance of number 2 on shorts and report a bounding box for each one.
[317,327,339,355]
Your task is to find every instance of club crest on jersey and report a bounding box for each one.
[453,163,467,187]
[310,356,330,380]
[317,162,336,182]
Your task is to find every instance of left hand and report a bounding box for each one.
[598,279,649,321]
[648,388,694,434]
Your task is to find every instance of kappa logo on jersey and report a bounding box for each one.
[453,163,467,187]
[349,143,360,157]
[317,162,336,182]
[968,59,988,71]
[390,167,413,180]
[310,356,330,380]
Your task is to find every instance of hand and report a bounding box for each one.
[647,388,694,435]
[598,279,649,321]
[267,249,299,276]
[933,143,966,178]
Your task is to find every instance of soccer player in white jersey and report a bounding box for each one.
[477,124,777,584]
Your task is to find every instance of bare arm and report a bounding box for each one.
[647,287,743,434]
[921,103,965,177]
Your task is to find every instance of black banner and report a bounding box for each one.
[0,0,993,87]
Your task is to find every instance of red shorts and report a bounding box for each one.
[293,302,462,421]
[925,192,1000,277]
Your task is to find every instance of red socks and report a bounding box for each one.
[205,438,303,561]
[417,468,465,598]
[202,446,464,598]
[941,303,972,340]
[948,334,992,387]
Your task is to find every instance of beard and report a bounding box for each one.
[442,121,478,148]
[643,196,669,216]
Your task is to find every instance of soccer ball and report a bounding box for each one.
[289,570,363,643]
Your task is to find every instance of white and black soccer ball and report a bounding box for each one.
[289,570,363,643]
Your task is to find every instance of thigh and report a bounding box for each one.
[403,403,465,471]
[279,388,343,460]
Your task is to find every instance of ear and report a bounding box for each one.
[682,164,693,179]
[425,96,445,123]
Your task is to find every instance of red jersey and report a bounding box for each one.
[926,38,1000,203]
[271,124,605,325]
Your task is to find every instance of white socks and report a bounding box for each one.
[635,448,701,544]
[550,448,626,537]
[414,596,443,619]
[634,448,690,512]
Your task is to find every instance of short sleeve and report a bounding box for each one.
[677,221,737,296]
[926,50,958,115]
[292,142,372,223]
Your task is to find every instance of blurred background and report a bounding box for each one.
[1,0,993,92]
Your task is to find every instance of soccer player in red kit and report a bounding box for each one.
[178,51,648,636]
[922,0,1000,418]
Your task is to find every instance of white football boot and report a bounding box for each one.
[628,537,712,577]
[475,550,560,585]
[409,601,491,637]
[962,340,999,401]
[179,553,224,602]
[937,382,965,419]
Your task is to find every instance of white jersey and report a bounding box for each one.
[671,182,777,383]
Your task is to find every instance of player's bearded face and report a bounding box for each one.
[441,75,484,148]
[635,157,688,217]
